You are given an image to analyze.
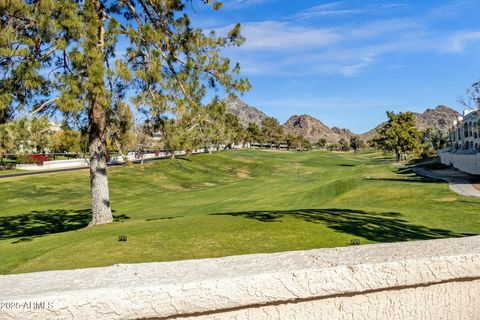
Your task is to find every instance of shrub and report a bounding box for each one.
[18,154,50,165]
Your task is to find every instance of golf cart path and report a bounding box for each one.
[412,166,480,198]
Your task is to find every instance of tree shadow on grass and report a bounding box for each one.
[365,177,440,184]
[0,209,130,241]
[365,167,444,184]
[211,208,475,243]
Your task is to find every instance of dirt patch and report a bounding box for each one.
[236,157,257,164]
[236,169,250,178]
[433,197,457,202]
[163,185,186,191]
[203,182,217,187]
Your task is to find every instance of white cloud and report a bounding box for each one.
[294,2,363,20]
[429,0,475,18]
[442,31,480,53]
[293,1,408,20]
[222,0,272,9]
[220,19,480,77]
[218,18,420,76]
[234,21,341,50]
[212,1,480,77]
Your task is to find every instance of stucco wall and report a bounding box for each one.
[438,150,480,175]
[1,236,479,320]
[16,158,89,171]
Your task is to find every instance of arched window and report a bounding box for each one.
[475,143,479,150]
[464,123,469,138]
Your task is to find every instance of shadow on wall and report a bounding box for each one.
[0,209,129,242]
[211,208,475,243]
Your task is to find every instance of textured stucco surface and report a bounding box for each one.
[1,236,479,320]
[439,150,480,175]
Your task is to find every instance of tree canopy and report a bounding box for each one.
[1,0,249,225]
[373,111,421,162]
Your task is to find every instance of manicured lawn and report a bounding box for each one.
[0,168,22,175]
[0,149,479,274]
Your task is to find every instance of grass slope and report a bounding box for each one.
[0,150,478,274]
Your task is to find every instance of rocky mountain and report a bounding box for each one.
[415,105,460,130]
[331,127,354,140]
[224,95,460,144]
[283,114,353,144]
[224,95,268,127]
[360,105,460,141]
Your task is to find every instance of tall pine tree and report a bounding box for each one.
[1,0,249,225]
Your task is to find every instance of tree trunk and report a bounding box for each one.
[87,0,112,226]
[88,110,112,225]
[396,152,401,162]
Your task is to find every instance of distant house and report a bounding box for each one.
[439,108,480,174]
[448,109,480,153]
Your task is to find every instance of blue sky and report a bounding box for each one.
[190,0,480,133]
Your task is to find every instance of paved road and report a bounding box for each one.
[412,167,480,198]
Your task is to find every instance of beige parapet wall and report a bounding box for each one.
[1,236,479,320]
[438,150,480,175]
[16,158,89,171]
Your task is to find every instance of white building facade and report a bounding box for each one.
[439,109,480,174]
[449,109,480,152]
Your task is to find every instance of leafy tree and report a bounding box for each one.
[261,117,284,147]
[316,138,327,148]
[327,143,338,151]
[108,101,135,163]
[0,122,18,160]
[161,118,190,158]
[203,99,229,152]
[338,138,350,151]
[1,0,249,225]
[349,135,365,152]
[53,130,82,155]
[373,111,421,162]
[421,127,448,158]
[224,113,245,147]
[246,122,262,144]
[0,117,51,155]
[28,116,52,152]
[286,135,311,151]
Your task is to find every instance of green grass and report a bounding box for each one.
[0,168,23,175]
[0,149,479,274]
